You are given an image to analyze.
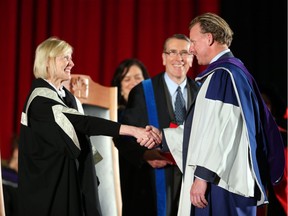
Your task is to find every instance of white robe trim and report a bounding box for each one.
[163,125,184,173]
[188,73,255,197]
[20,87,83,150]
[164,67,264,215]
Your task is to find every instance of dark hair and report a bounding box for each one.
[111,58,149,107]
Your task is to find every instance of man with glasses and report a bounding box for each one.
[113,34,199,216]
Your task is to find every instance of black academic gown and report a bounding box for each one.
[18,78,121,216]
[114,72,199,216]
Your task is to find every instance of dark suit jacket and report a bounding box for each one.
[114,72,199,216]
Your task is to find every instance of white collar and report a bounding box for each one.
[44,79,66,98]
[210,49,230,63]
[164,73,187,96]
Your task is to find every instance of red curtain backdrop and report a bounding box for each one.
[0,0,219,160]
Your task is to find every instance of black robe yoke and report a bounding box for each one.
[18,78,121,216]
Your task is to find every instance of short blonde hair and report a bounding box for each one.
[189,13,233,47]
[33,37,73,79]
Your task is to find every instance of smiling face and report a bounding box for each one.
[47,51,74,88]
[120,65,145,102]
[162,38,193,84]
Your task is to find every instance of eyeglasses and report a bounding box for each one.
[164,50,192,58]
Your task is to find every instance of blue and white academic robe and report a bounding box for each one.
[164,57,285,216]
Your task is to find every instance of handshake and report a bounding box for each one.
[120,125,162,149]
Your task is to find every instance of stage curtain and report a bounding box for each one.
[0,0,219,160]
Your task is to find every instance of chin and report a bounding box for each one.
[62,76,71,82]
[66,73,71,79]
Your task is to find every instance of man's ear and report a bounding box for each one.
[162,53,166,66]
[207,33,214,46]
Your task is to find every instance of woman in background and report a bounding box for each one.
[111,58,150,120]
[111,58,150,215]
